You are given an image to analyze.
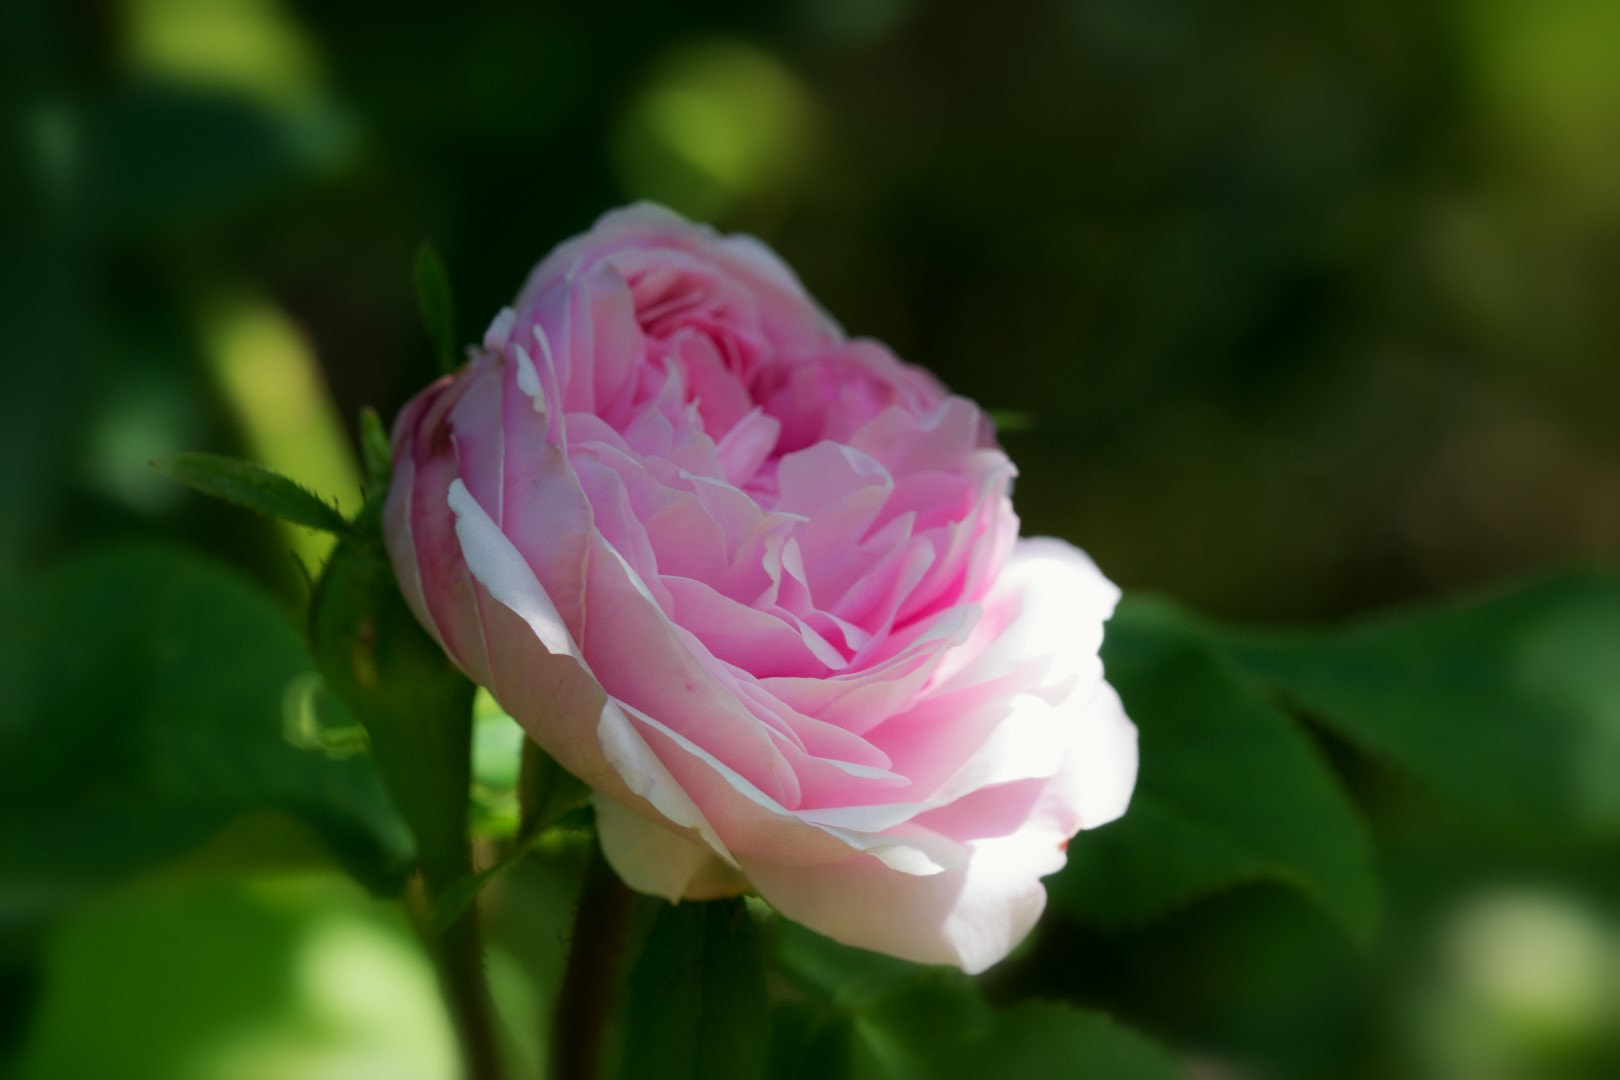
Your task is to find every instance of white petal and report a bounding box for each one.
[447,479,579,660]
[595,794,744,901]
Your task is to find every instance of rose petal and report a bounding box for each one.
[595,794,746,901]
[742,829,1067,975]
[581,533,802,808]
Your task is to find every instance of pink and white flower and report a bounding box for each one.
[385,204,1136,973]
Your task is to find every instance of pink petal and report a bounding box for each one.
[742,829,1068,974]
[580,533,802,808]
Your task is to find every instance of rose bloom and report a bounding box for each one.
[386,205,1136,973]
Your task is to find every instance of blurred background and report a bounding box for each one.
[3,0,1619,1077]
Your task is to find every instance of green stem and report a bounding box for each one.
[306,503,502,1076]
[518,740,551,841]
[434,887,503,1080]
[518,740,590,845]
[551,843,633,1080]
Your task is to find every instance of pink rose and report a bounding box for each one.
[385,204,1137,973]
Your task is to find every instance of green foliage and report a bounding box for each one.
[959,1001,1180,1080]
[11,875,457,1080]
[858,993,1182,1080]
[1217,571,1620,844]
[13,1,1620,1075]
[306,498,499,1075]
[307,508,476,897]
[769,922,1178,1080]
[153,451,350,534]
[358,405,394,496]
[414,243,459,376]
[772,909,926,1011]
[0,544,413,932]
[619,898,771,1080]
[432,741,593,933]
[518,740,594,838]
[429,863,507,936]
[1051,599,1380,939]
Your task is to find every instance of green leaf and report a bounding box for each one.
[11,875,458,1080]
[414,243,458,376]
[854,982,1177,1080]
[1050,599,1379,939]
[0,543,413,931]
[1216,571,1620,843]
[153,451,349,534]
[773,917,932,1012]
[432,736,596,930]
[430,864,506,935]
[433,774,598,930]
[767,1002,856,1080]
[619,898,770,1080]
[518,740,593,841]
[307,517,476,895]
[770,924,1178,1080]
[946,1001,1179,1080]
[427,741,595,934]
[849,974,992,1080]
[358,405,393,496]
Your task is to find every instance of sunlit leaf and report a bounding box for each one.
[154,451,349,533]
[11,875,457,1080]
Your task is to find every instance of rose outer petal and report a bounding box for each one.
[595,794,748,901]
[742,830,1067,975]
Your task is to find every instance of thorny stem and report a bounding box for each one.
[435,888,503,1080]
[551,843,634,1080]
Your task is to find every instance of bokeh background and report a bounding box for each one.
[3,0,1619,1077]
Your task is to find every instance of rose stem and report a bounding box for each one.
[551,841,633,1080]
[437,894,503,1080]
